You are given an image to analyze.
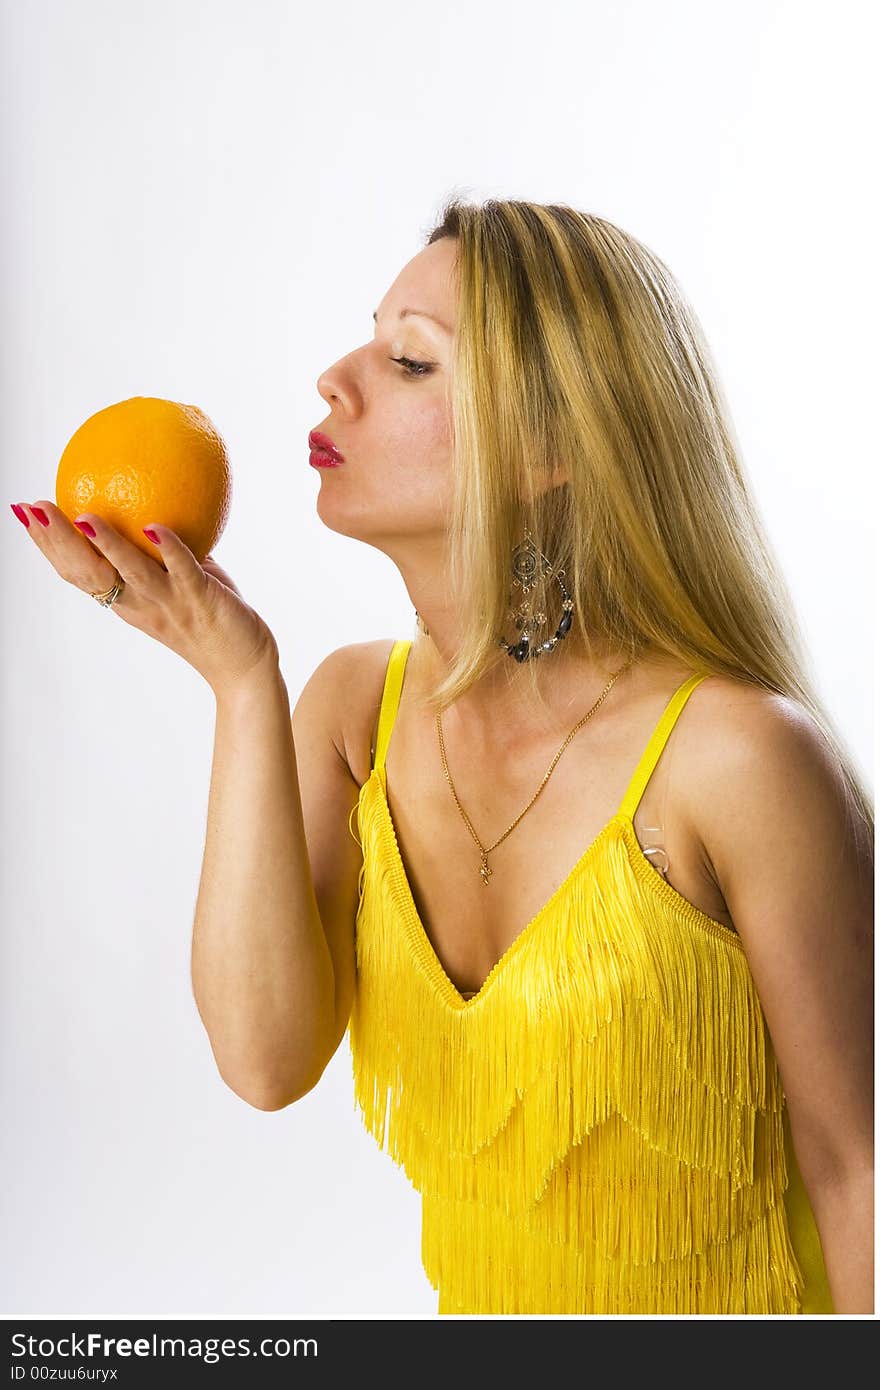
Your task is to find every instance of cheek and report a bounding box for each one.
[426,396,453,448]
[423,388,456,449]
[384,395,451,460]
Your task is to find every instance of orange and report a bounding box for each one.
[55,396,232,566]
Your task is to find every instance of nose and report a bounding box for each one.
[316,360,349,409]
[316,349,365,419]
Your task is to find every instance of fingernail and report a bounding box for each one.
[143,528,161,545]
[11,503,29,528]
[74,520,96,538]
[30,506,49,527]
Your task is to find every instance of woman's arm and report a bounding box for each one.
[687,684,874,1315]
[191,654,341,1110]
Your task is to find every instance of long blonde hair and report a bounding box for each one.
[414,194,873,846]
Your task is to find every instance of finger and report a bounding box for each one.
[67,508,206,592]
[137,522,209,591]
[201,555,242,595]
[19,499,119,594]
[30,499,172,602]
[65,508,173,596]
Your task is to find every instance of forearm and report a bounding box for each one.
[191,656,335,1109]
[809,1165,874,1314]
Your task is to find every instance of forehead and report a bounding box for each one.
[375,238,458,331]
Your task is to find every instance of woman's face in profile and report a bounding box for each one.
[312,236,458,551]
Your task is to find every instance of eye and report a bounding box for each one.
[389,355,435,378]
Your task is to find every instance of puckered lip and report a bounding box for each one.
[309,429,344,460]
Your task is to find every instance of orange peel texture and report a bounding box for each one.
[55,396,232,565]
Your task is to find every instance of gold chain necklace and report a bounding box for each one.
[436,655,637,885]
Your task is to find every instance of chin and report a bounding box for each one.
[314,488,424,548]
[314,488,378,545]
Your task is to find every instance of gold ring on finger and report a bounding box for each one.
[89,570,126,608]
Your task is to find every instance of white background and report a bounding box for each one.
[1,0,874,1317]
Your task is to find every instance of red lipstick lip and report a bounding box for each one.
[308,429,345,462]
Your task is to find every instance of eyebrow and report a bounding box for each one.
[373,307,451,334]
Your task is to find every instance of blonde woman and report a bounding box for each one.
[310,200,873,1315]
[18,197,872,1316]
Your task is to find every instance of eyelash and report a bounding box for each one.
[390,355,434,378]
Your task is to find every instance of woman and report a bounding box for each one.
[15,197,872,1317]
[313,198,873,1316]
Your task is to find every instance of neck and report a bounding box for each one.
[406,624,643,746]
[388,538,648,743]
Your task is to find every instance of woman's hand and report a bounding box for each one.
[12,500,280,696]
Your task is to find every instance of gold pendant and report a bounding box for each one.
[480,854,493,886]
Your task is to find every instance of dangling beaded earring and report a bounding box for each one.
[499,524,573,662]
[414,526,573,659]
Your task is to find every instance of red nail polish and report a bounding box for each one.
[11,503,29,528]
[74,520,96,538]
[143,528,161,544]
[30,506,49,526]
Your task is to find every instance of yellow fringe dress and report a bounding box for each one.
[347,639,833,1315]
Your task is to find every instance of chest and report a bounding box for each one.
[366,703,737,1000]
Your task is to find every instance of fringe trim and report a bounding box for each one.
[421,1188,806,1315]
[348,772,807,1314]
[413,1108,790,1264]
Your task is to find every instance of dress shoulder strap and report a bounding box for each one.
[373,639,414,781]
[617,670,711,822]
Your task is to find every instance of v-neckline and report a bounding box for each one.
[366,766,629,1009]
[361,765,744,1011]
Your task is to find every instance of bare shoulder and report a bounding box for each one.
[681,670,862,872]
[681,670,873,1187]
[686,672,836,778]
[297,637,398,788]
